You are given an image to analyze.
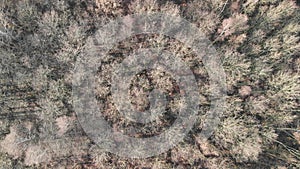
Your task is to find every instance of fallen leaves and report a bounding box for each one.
[239,85,252,97]
[293,132,300,144]
[0,126,24,159]
[195,137,220,157]
[55,114,76,136]
[217,13,249,40]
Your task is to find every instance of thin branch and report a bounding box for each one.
[276,128,300,132]
[218,0,229,16]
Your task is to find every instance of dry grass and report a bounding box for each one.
[0,0,299,168]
